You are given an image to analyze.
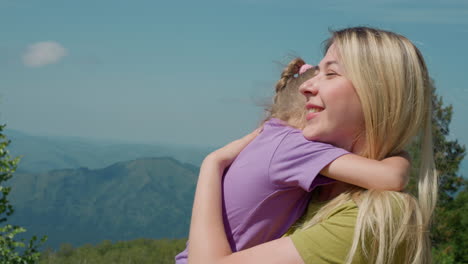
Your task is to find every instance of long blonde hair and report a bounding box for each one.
[302,27,437,264]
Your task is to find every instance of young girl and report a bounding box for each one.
[175,57,410,263]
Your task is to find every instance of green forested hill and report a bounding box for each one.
[8,157,198,249]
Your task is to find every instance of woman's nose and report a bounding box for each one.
[299,79,319,97]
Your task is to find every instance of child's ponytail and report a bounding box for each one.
[266,57,313,129]
[274,58,305,97]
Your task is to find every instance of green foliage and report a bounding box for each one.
[406,86,467,262]
[431,93,466,205]
[407,87,466,201]
[427,91,467,263]
[432,181,468,263]
[432,245,456,264]
[0,124,46,263]
[0,127,19,222]
[39,238,186,264]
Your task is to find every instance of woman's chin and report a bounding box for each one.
[302,132,324,143]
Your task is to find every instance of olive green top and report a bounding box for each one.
[284,200,365,264]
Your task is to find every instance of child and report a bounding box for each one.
[175,58,409,263]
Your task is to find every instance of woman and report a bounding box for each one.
[188,27,437,264]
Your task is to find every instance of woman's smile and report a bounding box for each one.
[305,103,324,120]
[299,44,365,151]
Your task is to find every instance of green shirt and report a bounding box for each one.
[285,200,365,264]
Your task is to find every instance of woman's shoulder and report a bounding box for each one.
[303,199,358,223]
[285,192,415,264]
[285,199,359,241]
[286,199,362,264]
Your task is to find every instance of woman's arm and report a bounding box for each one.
[320,152,410,191]
[187,130,304,264]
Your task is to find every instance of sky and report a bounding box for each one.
[1,0,467,175]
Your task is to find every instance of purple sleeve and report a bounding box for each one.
[268,130,349,191]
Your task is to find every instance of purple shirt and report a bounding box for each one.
[175,118,348,263]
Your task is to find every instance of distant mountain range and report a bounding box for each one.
[9,157,198,249]
[5,129,214,172]
[3,129,215,249]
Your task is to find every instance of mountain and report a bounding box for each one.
[5,129,213,173]
[8,157,198,249]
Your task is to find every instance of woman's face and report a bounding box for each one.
[299,44,365,152]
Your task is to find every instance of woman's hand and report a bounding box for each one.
[206,128,262,168]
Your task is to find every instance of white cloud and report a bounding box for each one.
[22,41,67,68]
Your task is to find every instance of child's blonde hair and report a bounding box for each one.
[266,58,316,129]
[302,27,436,264]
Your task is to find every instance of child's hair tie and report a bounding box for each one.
[299,64,313,75]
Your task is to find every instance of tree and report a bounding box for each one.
[431,179,468,263]
[407,85,466,201]
[406,84,467,262]
[431,92,466,205]
[0,123,46,263]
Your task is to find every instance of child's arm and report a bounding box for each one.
[320,152,410,191]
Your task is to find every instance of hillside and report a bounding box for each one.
[8,157,198,249]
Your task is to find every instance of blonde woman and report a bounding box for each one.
[176,55,410,263]
[188,27,436,264]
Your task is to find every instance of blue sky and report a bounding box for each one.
[1,0,467,175]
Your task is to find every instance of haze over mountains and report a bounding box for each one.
[6,129,213,173]
[5,129,212,248]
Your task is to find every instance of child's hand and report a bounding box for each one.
[206,128,262,168]
[393,150,411,189]
[380,151,411,191]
